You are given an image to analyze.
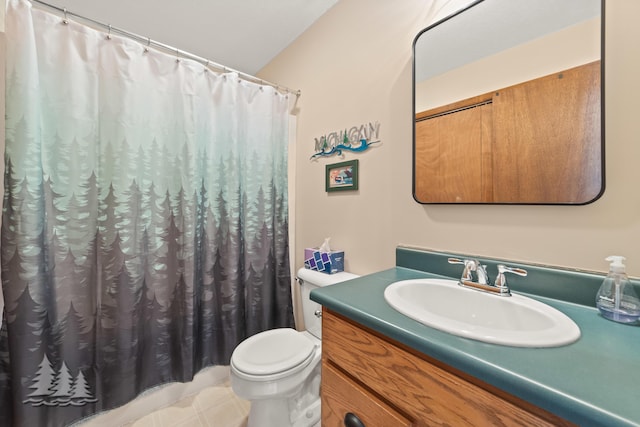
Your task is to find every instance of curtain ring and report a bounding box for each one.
[106,25,112,40]
[62,8,68,25]
[204,60,209,73]
[176,49,180,63]
[144,37,150,53]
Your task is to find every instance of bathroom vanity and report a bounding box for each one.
[321,309,572,426]
[311,247,640,427]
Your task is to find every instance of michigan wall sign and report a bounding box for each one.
[311,121,380,159]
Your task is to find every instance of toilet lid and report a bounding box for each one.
[232,328,316,376]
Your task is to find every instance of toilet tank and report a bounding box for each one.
[296,268,359,339]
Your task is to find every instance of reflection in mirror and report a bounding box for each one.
[413,0,603,204]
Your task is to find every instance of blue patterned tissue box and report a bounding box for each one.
[304,248,344,274]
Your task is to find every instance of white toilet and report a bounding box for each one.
[230,268,358,427]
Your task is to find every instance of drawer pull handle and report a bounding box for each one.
[344,412,365,427]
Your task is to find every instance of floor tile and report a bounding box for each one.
[196,385,249,427]
[131,384,249,427]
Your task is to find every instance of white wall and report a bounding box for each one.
[258,0,640,277]
[415,17,600,112]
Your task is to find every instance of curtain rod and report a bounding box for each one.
[28,0,301,97]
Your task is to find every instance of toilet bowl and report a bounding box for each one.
[230,268,358,427]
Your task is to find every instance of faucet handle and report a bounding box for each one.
[448,258,478,282]
[494,264,527,291]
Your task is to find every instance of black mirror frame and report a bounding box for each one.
[411,0,605,205]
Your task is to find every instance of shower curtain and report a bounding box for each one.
[0,1,294,426]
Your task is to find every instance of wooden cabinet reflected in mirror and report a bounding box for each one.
[413,0,604,204]
[415,61,601,203]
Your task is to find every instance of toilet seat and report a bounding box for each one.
[231,328,317,381]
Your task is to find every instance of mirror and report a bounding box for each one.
[413,0,604,204]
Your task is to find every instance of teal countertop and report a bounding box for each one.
[310,250,640,427]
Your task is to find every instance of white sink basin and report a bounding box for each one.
[384,278,580,347]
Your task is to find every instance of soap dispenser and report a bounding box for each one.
[596,256,640,324]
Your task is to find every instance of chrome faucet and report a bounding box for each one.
[447,258,527,296]
[475,263,490,285]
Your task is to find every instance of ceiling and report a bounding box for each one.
[37,0,339,76]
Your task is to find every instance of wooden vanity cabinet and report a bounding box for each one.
[321,309,576,427]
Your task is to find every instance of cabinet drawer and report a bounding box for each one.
[322,362,413,427]
[322,309,574,427]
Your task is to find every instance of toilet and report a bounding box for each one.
[230,267,358,427]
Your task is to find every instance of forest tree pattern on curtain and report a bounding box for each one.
[0,1,294,426]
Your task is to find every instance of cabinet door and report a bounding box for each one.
[323,310,575,427]
[415,102,493,203]
[492,61,601,203]
[322,362,413,427]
